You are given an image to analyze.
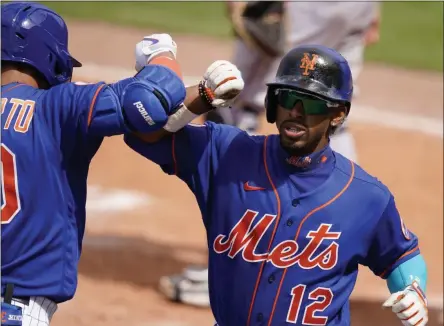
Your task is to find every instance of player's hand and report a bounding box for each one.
[364,4,381,47]
[135,33,178,72]
[364,15,380,46]
[382,281,428,326]
[201,60,244,108]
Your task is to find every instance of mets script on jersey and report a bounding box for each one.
[213,209,340,270]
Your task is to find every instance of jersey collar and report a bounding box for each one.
[277,141,335,172]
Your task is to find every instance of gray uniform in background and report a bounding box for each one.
[209,1,380,162]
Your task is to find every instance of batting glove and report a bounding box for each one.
[135,33,177,72]
[201,60,244,108]
[382,281,428,326]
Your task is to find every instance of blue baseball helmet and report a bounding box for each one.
[1,2,82,87]
[265,45,353,123]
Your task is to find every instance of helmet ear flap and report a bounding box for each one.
[265,87,277,123]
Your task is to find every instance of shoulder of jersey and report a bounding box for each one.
[335,152,391,197]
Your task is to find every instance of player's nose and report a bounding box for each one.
[288,101,305,118]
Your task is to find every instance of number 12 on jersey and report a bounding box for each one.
[286,284,333,325]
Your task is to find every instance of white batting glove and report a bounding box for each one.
[202,60,244,108]
[135,33,177,72]
[382,281,428,326]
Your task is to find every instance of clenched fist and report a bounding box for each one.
[383,281,428,326]
[135,33,178,72]
[201,60,244,109]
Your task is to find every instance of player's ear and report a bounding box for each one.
[330,107,346,128]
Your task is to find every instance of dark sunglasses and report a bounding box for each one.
[275,88,340,115]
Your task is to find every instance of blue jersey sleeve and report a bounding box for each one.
[363,195,420,279]
[124,123,211,179]
[42,82,127,159]
[124,122,248,218]
[43,82,127,137]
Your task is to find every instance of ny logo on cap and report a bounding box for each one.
[300,53,319,76]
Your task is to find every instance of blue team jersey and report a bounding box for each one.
[1,82,126,303]
[125,122,419,326]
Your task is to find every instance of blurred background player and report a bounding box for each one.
[210,1,381,162]
[158,0,381,307]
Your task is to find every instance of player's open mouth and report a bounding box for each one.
[282,122,306,138]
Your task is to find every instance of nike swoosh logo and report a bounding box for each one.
[244,182,266,191]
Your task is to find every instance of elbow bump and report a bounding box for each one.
[118,80,170,133]
[135,65,186,110]
[110,65,186,133]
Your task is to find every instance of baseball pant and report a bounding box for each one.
[1,296,57,326]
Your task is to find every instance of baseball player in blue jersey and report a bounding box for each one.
[126,41,429,325]
[0,3,244,325]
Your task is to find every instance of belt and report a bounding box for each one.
[1,296,30,306]
[2,283,30,306]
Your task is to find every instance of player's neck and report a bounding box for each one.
[1,68,40,89]
[285,137,330,158]
[282,142,333,171]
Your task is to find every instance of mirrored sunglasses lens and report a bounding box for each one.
[276,89,333,115]
[303,101,330,115]
[277,90,298,110]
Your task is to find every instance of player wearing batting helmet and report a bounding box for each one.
[127,42,429,326]
[1,3,242,325]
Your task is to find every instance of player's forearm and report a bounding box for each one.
[386,254,428,293]
[140,51,212,121]
[162,59,244,126]
[133,85,211,143]
[184,84,214,115]
[383,254,428,325]
[132,36,243,143]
